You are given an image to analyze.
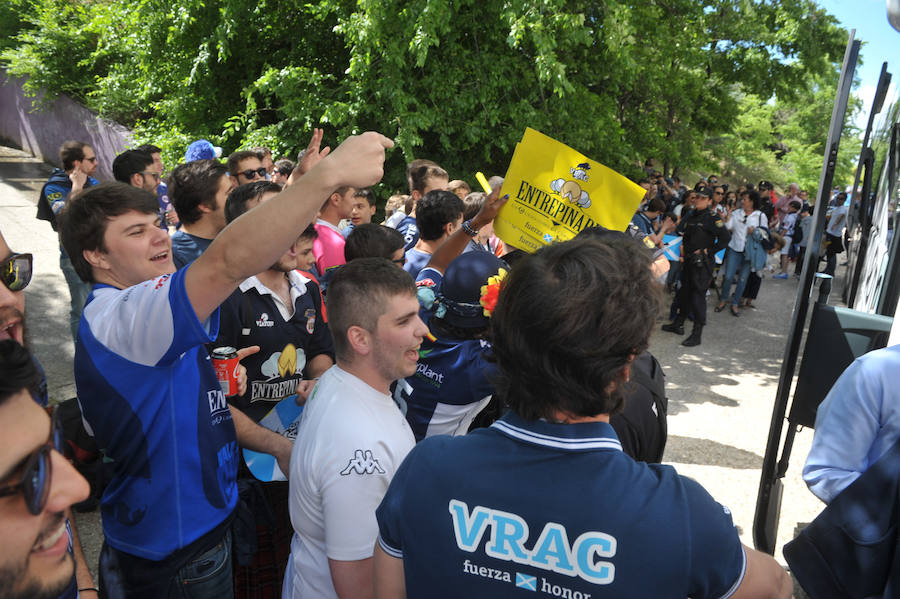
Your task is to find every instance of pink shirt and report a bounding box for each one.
[313,220,346,274]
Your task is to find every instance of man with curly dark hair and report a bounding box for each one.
[374,236,791,599]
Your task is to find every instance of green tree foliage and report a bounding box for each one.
[2,0,852,195]
[712,69,862,193]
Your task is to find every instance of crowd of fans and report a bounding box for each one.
[4,132,865,599]
[631,170,852,347]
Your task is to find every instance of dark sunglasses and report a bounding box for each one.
[239,167,268,180]
[1,253,33,292]
[0,412,63,515]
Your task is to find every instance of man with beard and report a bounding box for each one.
[0,234,96,599]
[37,141,100,342]
[0,340,92,599]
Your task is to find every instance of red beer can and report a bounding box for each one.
[212,346,240,396]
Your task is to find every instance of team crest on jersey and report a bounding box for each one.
[252,344,307,400]
[340,449,385,475]
[304,308,316,334]
[256,312,275,327]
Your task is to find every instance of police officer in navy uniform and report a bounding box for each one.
[662,189,730,347]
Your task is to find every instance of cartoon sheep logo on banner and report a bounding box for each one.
[550,162,592,209]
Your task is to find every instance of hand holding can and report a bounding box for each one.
[212,347,240,396]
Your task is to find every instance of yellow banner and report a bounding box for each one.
[495,128,645,253]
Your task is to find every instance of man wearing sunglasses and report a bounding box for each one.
[0,236,29,346]
[57,132,393,597]
[36,141,99,344]
[0,340,92,599]
[272,159,295,186]
[0,230,99,599]
[227,150,269,186]
[112,149,159,194]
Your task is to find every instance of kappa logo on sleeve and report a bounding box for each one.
[340,449,386,476]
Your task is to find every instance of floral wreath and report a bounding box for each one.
[479,268,508,317]
[415,267,508,320]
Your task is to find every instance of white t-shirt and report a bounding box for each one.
[286,365,415,599]
[782,212,798,237]
[725,209,765,252]
[826,205,849,237]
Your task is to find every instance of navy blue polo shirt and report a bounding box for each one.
[377,412,745,598]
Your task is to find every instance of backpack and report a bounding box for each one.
[792,219,804,245]
[36,168,71,231]
[618,352,668,463]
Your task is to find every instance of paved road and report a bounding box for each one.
[0,144,824,591]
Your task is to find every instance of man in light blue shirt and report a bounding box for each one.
[803,344,900,503]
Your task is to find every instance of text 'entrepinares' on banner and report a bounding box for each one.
[495,128,646,253]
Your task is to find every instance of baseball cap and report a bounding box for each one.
[185,139,223,162]
[438,252,508,329]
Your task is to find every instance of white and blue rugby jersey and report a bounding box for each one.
[74,268,238,560]
[377,412,746,598]
[393,268,495,441]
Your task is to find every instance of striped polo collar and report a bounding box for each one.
[491,411,622,452]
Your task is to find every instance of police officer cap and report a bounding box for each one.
[439,252,508,329]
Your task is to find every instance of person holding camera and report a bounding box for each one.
[662,189,730,347]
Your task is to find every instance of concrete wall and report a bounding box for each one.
[0,68,133,181]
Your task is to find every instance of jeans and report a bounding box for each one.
[99,529,233,599]
[171,529,233,599]
[719,248,753,306]
[825,249,838,276]
[719,248,743,304]
[60,252,92,342]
